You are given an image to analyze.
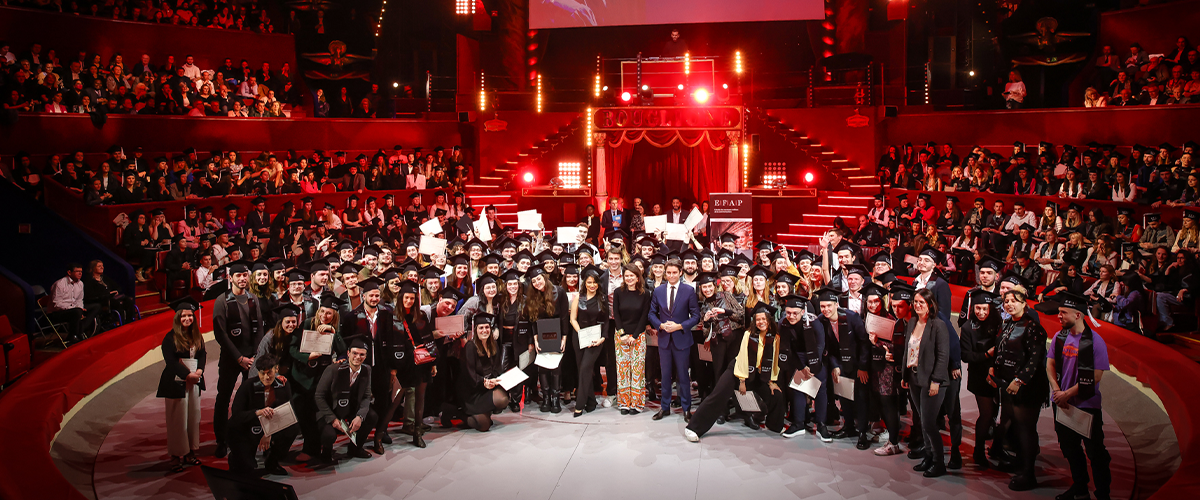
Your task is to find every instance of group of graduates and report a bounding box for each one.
[150,212,1114,500]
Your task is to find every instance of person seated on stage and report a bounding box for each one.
[314,339,378,464]
[226,354,299,476]
[458,313,510,431]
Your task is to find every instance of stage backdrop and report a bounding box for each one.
[603,130,730,208]
[530,0,824,29]
[708,192,753,254]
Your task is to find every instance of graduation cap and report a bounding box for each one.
[772,270,798,285]
[320,295,346,310]
[274,303,302,319]
[305,260,329,274]
[679,249,699,262]
[1056,291,1089,313]
[535,250,557,264]
[1159,142,1177,153]
[755,239,776,252]
[395,280,420,296]
[1121,242,1139,254]
[845,264,871,279]
[719,233,737,244]
[1067,202,1085,213]
[793,250,816,263]
[169,296,201,312]
[746,264,771,279]
[889,283,916,302]
[363,246,382,258]
[781,294,808,309]
[1184,141,1199,151]
[433,208,447,217]
[605,229,630,244]
[501,268,523,283]
[946,195,959,204]
[1145,212,1162,223]
[300,196,314,204]
[969,289,1002,308]
[526,266,549,280]
[409,192,422,199]
[560,264,580,277]
[1185,210,1199,221]
[649,253,667,266]
[918,246,944,264]
[251,260,270,273]
[226,260,250,274]
[285,270,307,283]
[870,251,892,267]
[695,272,718,286]
[581,264,603,280]
[1116,207,1133,217]
[455,216,474,235]
[1001,274,1027,289]
[862,283,886,299]
[224,203,240,212]
[733,254,754,269]
[718,264,740,278]
[1018,223,1035,232]
[251,196,266,205]
[978,255,1004,272]
[557,253,576,266]
[419,265,444,281]
[472,312,496,330]
[513,250,534,264]
[814,287,841,303]
[895,193,909,201]
[835,241,862,258]
[750,302,777,318]
[338,262,362,276]
[359,277,383,292]
[323,202,337,210]
[1013,141,1026,152]
[917,193,931,201]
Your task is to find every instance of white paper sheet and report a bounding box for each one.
[300,329,333,355]
[419,235,447,256]
[435,315,465,339]
[684,207,705,231]
[665,223,689,241]
[1055,404,1093,439]
[557,226,582,245]
[419,218,444,235]
[473,219,493,242]
[534,352,563,369]
[497,367,530,391]
[865,313,896,342]
[518,350,532,370]
[517,210,542,231]
[259,401,298,437]
[577,324,602,349]
[175,358,198,382]
[734,391,761,412]
[833,377,856,401]
[791,370,822,398]
[337,418,357,446]
[643,215,667,234]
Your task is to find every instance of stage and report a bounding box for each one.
[54,338,1146,500]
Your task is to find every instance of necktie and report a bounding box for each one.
[668,285,676,313]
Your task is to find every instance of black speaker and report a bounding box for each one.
[884,105,898,118]
[459,111,470,122]
[751,134,761,152]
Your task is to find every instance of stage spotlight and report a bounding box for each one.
[693,88,710,104]
[715,84,730,104]
[621,91,632,102]
[804,171,815,184]
[603,85,609,91]
[722,83,728,89]
[968,70,976,77]
[522,171,535,184]
[392,82,399,88]
[641,85,649,91]
[677,84,684,90]
[638,85,654,105]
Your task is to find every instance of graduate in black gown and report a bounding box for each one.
[226,353,299,476]
[457,313,510,431]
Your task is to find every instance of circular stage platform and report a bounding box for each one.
[87,359,1135,500]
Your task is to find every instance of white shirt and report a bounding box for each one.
[181,63,201,80]
[349,364,362,386]
[49,276,84,312]
[847,292,862,315]
[196,267,214,290]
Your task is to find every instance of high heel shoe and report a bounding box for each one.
[573,409,585,418]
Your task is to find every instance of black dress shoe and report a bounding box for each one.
[743,417,758,429]
[856,433,871,450]
[947,451,962,470]
[684,411,692,423]
[412,432,427,449]
[380,433,393,445]
[652,409,669,420]
[573,409,585,418]
[626,408,640,415]
[1009,473,1037,491]
[509,402,521,413]
[671,399,682,408]
[371,442,385,455]
[923,463,947,478]
[349,447,372,459]
[716,415,726,425]
[214,443,228,458]
[907,447,927,460]
[263,463,288,476]
[831,428,860,440]
[1054,487,1091,500]
[913,458,933,472]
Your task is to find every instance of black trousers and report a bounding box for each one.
[290,386,321,453]
[573,340,603,410]
[836,378,872,432]
[371,371,400,437]
[1054,406,1111,497]
[687,364,739,437]
[750,382,787,432]
[227,420,299,472]
[320,410,378,455]
[213,361,249,445]
[909,382,948,465]
[790,368,829,427]
[49,308,98,340]
[996,392,1042,477]
[940,377,964,456]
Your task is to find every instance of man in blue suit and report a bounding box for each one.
[648,259,702,421]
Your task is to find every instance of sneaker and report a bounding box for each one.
[602,396,613,408]
[816,424,833,443]
[874,443,904,456]
[781,426,806,438]
[874,430,889,443]
[684,428,700,443]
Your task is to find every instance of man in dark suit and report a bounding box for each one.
[600,197,629,238]
[314,340,377,464]
[648,259,701,421]
[338,278,402,454]
[227,354,299,475]
[245,196,272,239]
[581,204,601,245]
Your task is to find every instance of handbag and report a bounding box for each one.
[403,317,438,365]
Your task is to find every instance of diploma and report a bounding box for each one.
[517,210,542,231]
[790,370,822,398]
[684,207,705,231]
[734,391,761,412]
[300,329,333,355]
[436,315,465,339]
[419,218,445,235]
[665,223,689,241]
[496,367,530,391]
[337,418,357,446]
[557,226,582,245]
[1055,404,1093,439]
[865,313,896,342]
[473,218,492,242]
[258,401,298,437]
[534,352,563,370]
[833,377,856,401]
[576,324,602,349]
[643,215,667,234]
[175,358,198,382]
[518,350,532,370]
[419,235,447,256]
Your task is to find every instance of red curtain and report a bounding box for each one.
[604,131,728,205]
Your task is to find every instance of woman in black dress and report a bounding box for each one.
[958,290,1002,469]
[991,287,1050,491]
[123,210,154,282]
[396,280,436,448]
[157,297,205,473]
[569,265,609,416]
[458,313,509,431]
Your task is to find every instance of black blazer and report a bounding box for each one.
[157,331,207,399]
[229,375,293,430]
[315,363,373,424]
[898,316,950,387]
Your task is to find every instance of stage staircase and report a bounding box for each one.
[471,114,586,226]
[750,108,883,196]
[773,191,875,249]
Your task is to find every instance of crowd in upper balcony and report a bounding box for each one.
[4,0,285,33]
[1082,36,1200,106]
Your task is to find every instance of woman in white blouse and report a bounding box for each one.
[1110,170,1137,202]
[1004,70,1027,109]
[1057,168,1084,199]
[362,196,385,227]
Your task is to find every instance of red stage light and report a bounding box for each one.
[693,88,710,103]
[804,171,815,184]
[523,172,535,183]
[621,91,632,102]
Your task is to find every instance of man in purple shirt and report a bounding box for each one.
[1047,292,1111,500]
